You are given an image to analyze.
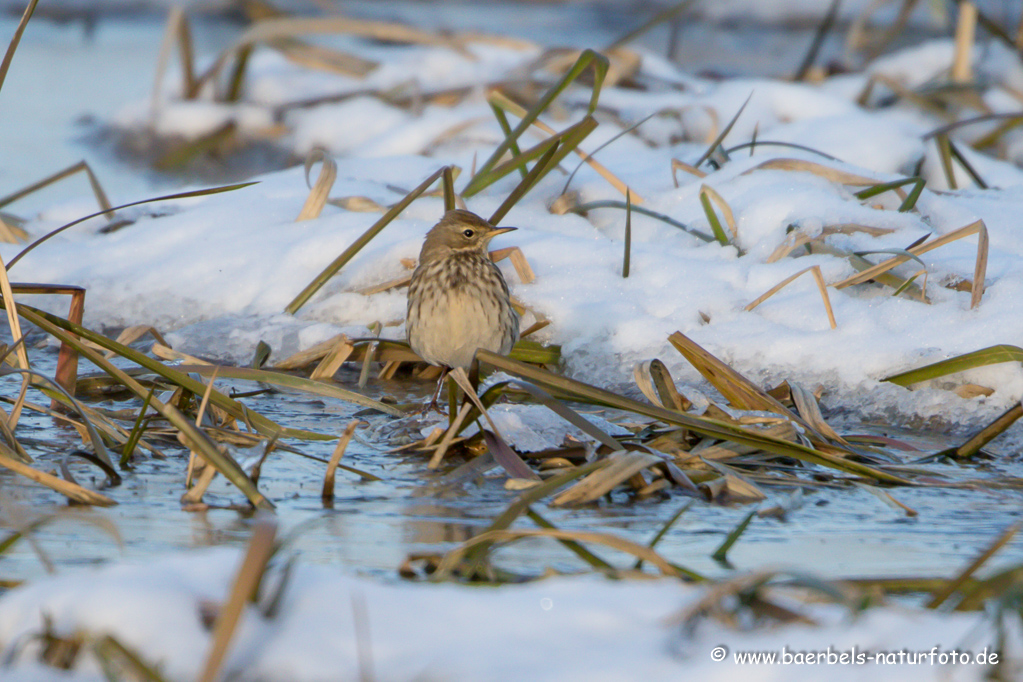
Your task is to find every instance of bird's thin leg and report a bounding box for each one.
[426,366,450,414]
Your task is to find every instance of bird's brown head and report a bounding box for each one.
[419,209,516,263]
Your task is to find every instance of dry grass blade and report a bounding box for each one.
[951,1,977,84]
[5,182,256,271]
[0,215,28,244]
[198,518,277,682]
[296,148,338,221]
[269,38,377,79]
[552,450,662,506]
[634,359,690,412]
[936,134,958,190]
[478,349,907,482]
[669,332,799,423]
[13,305,274,509]
[185,367,219,488]
[742,158,901,194]
[789,383,848,445]
[93,634,167,682]
[151,6,194,109]
[807,242,926,300]
[833,220,988,309]
[191,15,473,97]
[0,451,115,506]
[701,460,767,503]
[855,483,917,517]
[442,165,457,212]
[273,334,346,370]
[109,325,170,359]
[486,378,622,452]
[927,520,1022,609]
[941,402,1023,460]
[0,256,30,430]
[489,246,536,284]
[428,402,473,469]
[434,528,682,580]
[322,420,363,501]
[150,342,211,366]
[672,159,706,185]
[176,364,403,418]
[309,335,354,380]
[448,367,538,480]
[745,265,836,330]
[884,344,1023,387]
[0,160,114,219]
[0,0,40,97]
[285,166,447,314]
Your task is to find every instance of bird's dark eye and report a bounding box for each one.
[462,229,475,238]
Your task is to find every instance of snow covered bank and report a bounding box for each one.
[0,547,1017,681]
[6,16,1023,429]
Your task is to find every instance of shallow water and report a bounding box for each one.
[2,8,1023,587]
[2,344,1022,586]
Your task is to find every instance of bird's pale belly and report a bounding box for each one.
[410,286,509,369]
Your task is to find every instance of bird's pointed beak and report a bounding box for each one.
[489,226,517,237]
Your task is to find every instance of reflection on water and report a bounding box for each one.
[2,346,1023,586]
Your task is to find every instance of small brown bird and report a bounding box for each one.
[406,209,520,409]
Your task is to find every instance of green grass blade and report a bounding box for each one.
[633,500,691,570]
[122,387,155,467]
[853,248,926,268]
[883,345,1023,386]
[947,138,988,189]
[622,190,632,277]
[468,115,597,202]
[711,510,755,563]
[724,140,840,161]
[285,166,447,314]
[607,0,694,49]
[693,91,752,169]
[571,200,714,242]
[489,101,527,180]
[442,165,457,211]
[526,507,615,571]
[487,140,563,226]
[853,176,927,214]
[464,49,608,196]
[700,188,730,245]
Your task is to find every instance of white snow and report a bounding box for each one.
[0,547,1017,681]
[9,33,1023,429]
